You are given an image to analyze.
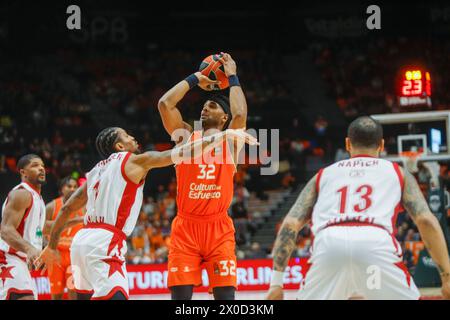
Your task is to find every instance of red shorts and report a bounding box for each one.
[168,213,237,291]
[47,249,73,295]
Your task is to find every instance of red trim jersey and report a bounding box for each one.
[175,131,236,217]
[84,152,144,236]
[0,182,46,258]
[312,156,404,235]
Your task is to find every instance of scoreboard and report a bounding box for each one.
[397,68,432,108]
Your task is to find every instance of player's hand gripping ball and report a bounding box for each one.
[199,53,229,90]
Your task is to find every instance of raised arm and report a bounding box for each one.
[0,189,40,269]
[219,53,247,130]
[158,72,219,140]
[401,167,450,299]
[267,175,318,300]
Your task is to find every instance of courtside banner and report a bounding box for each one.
[31,258,309,299]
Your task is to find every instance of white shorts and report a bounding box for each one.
[0,251,37,300]
[297,225,420,300]
[70,225,129,299]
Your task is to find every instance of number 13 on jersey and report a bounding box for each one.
[337,184,373,214]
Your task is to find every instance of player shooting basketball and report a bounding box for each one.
[36,126,256,300]
[266,116,450,300]
[158,53,247,300]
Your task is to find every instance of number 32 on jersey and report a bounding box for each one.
[197,164,216,180]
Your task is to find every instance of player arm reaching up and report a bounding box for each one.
[158,72,219,140]
[218,53,248,161]
[219,53,247,130]
[401,167,450,299]
[36,129,257,272]
[0,189,41,270]
[266,175,318,300]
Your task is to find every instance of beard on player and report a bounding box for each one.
[25,166,47,186]
[200,100,229,131]
[18,156,47,186]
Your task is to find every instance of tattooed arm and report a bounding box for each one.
[266,175,317,300]
[401,167,450,298]
[273,175,318,271]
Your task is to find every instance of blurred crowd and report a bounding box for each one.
[0,41,449,269]
[311,36,450,118]
[0,48,306,265]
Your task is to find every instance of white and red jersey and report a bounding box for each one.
[84,152,144,237]
[311,155,404,235]
[0,182,46,259]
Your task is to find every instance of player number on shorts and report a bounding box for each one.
[337,184,373,214]
[197,164,215,180]
[219,260,236,276]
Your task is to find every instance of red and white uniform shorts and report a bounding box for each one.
[70,224,129,300]
[297,223,421,300]
[0,251,37,300]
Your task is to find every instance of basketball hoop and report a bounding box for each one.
[399,151,423,174]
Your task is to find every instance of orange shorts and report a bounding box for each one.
[47,249,73,295]
[168,213,237,291]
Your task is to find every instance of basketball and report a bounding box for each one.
[199,54,229,90]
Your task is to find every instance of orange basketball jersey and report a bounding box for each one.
[52,197,84,251]
[175,131,236,217]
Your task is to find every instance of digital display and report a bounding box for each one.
[397,68,432,107]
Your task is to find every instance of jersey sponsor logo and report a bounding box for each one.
[188,183,222,200]
[349,169,365,178]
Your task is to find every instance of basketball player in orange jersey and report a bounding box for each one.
[36,127,256,300]
[158,53,247,300]
[43,176,85,300]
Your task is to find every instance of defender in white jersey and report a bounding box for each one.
[37,127,257,300]
[0,154,46,300]
[267,116,450,300]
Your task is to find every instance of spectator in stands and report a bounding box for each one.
[245,242,267,259]
[130,226,152,264]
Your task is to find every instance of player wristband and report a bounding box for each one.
[228,74,240,87]
[269,270,285,287]
[185,73,199,89]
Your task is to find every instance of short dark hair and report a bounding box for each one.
[95,127,120,159]
[17,154,41,170]
[59,176,77,191]
[347,116,383,148]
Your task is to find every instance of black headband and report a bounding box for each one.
[209,94,231,118]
